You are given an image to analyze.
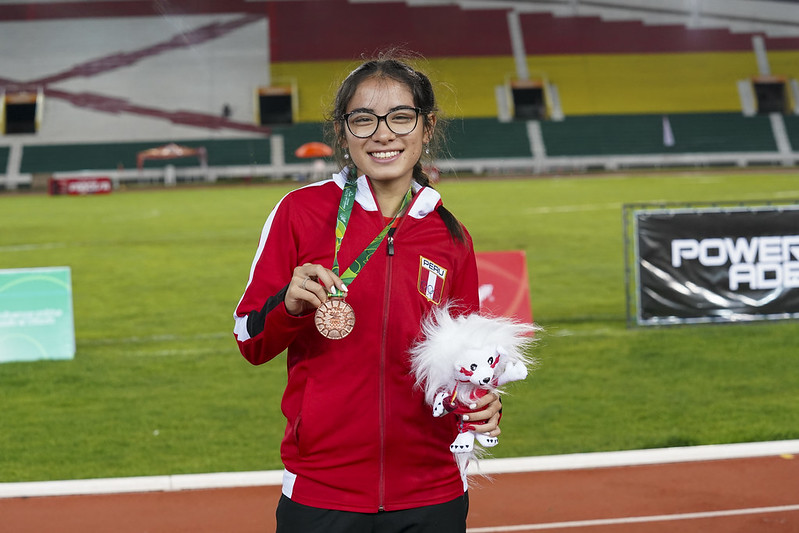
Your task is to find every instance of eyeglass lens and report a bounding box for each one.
[346,108,419,138]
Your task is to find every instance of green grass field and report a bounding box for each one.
[2,170,799,483]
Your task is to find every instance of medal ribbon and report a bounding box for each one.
[329,167,413,297]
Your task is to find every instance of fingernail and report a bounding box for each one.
[341,283,348,292]
[469,403,477,409]
[462,415,469,421]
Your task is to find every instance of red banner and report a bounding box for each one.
[49,177,112,196]
[476,250,533,323]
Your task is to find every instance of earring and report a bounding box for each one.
[424,144,430,155]
[344,151,350,160]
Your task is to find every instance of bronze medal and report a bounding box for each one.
[314,297,356,339]
[316,174,410,340]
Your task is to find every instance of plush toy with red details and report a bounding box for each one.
[410,305,539,466]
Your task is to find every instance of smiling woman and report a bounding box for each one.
[338,76,431,215]
[232,51,494,533]
[324,53,464,242]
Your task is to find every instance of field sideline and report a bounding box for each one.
[1,169,799,484]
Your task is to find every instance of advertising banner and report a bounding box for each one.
[0,267,75,363]
[634,206,799,325]
[49,177,112,195]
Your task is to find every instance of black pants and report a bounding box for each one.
[275,493,469,533]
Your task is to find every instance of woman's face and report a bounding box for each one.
[343,76,433,187]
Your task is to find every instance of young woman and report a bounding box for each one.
[233,53,503,533]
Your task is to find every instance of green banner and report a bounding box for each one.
[0,267,75,363]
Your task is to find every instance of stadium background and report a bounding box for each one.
[1,0,798,184]
[2,2,799,530]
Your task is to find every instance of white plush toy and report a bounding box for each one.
[410,305,539,467]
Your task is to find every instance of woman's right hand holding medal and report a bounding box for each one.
[285,263,348,317]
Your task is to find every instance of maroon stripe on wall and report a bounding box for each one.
[764,36,799,51]
[0,1,265,20]
[2,1,797,57]
[0,0,511,59]
[265,0,511,61]
[520,12,799,54]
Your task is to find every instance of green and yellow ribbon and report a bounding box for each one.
[329,167,412,297]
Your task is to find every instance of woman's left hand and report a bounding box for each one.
[462,393,502,437]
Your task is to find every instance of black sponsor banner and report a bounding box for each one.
[635,206,799,325]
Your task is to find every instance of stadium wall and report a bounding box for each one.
[0,14,271,143]
[0,146,8,174]
[10,111,795,190]
[1,0,798,188]
[274,50,799,122]
[787,116,799,148]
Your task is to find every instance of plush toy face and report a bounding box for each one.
[455,346,500,388]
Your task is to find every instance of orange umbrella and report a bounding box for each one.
[295,142,333,158]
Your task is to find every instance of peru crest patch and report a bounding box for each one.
[418,256,447,304]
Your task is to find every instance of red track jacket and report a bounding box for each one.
[233,169,480,513]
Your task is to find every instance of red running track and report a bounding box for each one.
[2,455,797,532]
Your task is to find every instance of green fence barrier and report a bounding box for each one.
[10,113,789,175]
[541,113,777,156]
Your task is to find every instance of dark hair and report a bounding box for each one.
[325,51,466,243]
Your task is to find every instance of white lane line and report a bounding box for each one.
[0,243,66,252]
[521,192,799,216]
[467,440,799,474]
[81,331,228,345]
[466,504,799,532]
[523,203,621,215]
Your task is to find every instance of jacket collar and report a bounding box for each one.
[331,167,440,220]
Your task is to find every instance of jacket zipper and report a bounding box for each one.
[378,225,399,512]
[387,230,395,256]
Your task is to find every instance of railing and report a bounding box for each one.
[3,113,798,190]
[4,150,795,192]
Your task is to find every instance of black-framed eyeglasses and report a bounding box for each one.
[342,106,421,138]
